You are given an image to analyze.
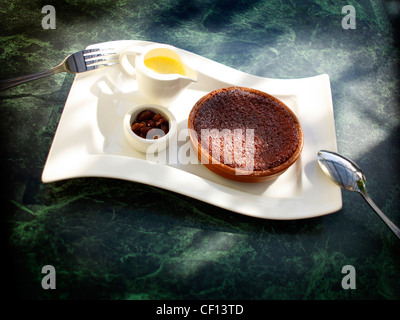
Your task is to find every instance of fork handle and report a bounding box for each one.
[0,64,65,91]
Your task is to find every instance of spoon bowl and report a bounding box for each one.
[317,150,400,240]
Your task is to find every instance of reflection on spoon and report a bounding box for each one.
[317,150,400,240]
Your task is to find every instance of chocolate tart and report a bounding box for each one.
[188,87,304,182]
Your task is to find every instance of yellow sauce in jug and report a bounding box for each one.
[144,56,186,76]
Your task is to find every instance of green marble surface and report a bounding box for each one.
[1,0,399,300]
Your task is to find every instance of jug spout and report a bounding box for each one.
[181,64,198,84]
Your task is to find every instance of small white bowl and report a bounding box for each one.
[124,104,177,153]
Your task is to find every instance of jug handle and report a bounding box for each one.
[119,45,145,77]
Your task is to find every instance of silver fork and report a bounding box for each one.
[0,48,119,91]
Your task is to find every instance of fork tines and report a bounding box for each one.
[84,48,119,70]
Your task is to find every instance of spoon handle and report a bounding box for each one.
[360,191,400,240]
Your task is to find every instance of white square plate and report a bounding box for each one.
[42,40,342,220]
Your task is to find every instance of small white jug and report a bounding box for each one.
[120,43,198,106]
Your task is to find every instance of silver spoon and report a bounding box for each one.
[317,150,400,240]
